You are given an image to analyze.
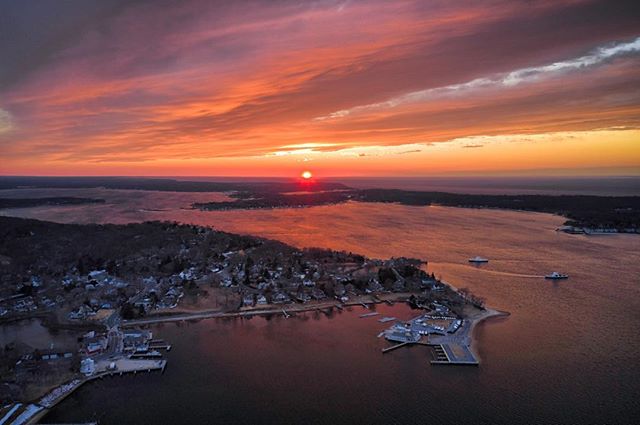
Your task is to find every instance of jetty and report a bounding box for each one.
[360,312,379,318]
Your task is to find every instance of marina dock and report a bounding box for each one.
[148,340,172,351]
[429,343,479,366]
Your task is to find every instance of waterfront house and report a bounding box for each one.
[242,294,255,307]
[272,292,291,304]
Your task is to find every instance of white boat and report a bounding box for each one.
[545,272,569,280]
[468,256,489,263]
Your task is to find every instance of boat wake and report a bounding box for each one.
[429,262,543,278]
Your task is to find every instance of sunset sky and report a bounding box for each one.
[1,0,639,177]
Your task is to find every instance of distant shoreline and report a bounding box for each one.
[1,176,637,232]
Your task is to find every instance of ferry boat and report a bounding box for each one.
[468,256,489,263]
[545,272,569,280]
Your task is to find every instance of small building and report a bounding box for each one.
[88,270,108,283]
[272,292,290,304]
[80,358,95,376]
[384,325,421,343]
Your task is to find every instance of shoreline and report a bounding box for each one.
[467,307,510,360]
[28,360,167,424]
[121,292,414,327]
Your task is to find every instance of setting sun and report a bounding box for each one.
[301,171,313,179]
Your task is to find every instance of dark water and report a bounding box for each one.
[2,190,639,424]
[0,319,78,351]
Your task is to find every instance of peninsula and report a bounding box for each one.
[0,216,495,422]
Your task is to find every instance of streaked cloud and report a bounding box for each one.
[0,0,639,175]
[315,37,640,121]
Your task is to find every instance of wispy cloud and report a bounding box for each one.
[0,109,12,134]
[1,1,639,175]
[315,37,640,121]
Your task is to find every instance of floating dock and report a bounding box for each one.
[148,342,172,351]
[360,312,379,318]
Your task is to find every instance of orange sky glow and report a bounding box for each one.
[0,0,639,177]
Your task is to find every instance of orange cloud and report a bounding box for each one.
[0,0,639,176]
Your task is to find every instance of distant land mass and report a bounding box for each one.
[1,176,638,232]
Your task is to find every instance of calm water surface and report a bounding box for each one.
[1,189,639,424]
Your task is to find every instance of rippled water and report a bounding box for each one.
[2,189,639,424]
